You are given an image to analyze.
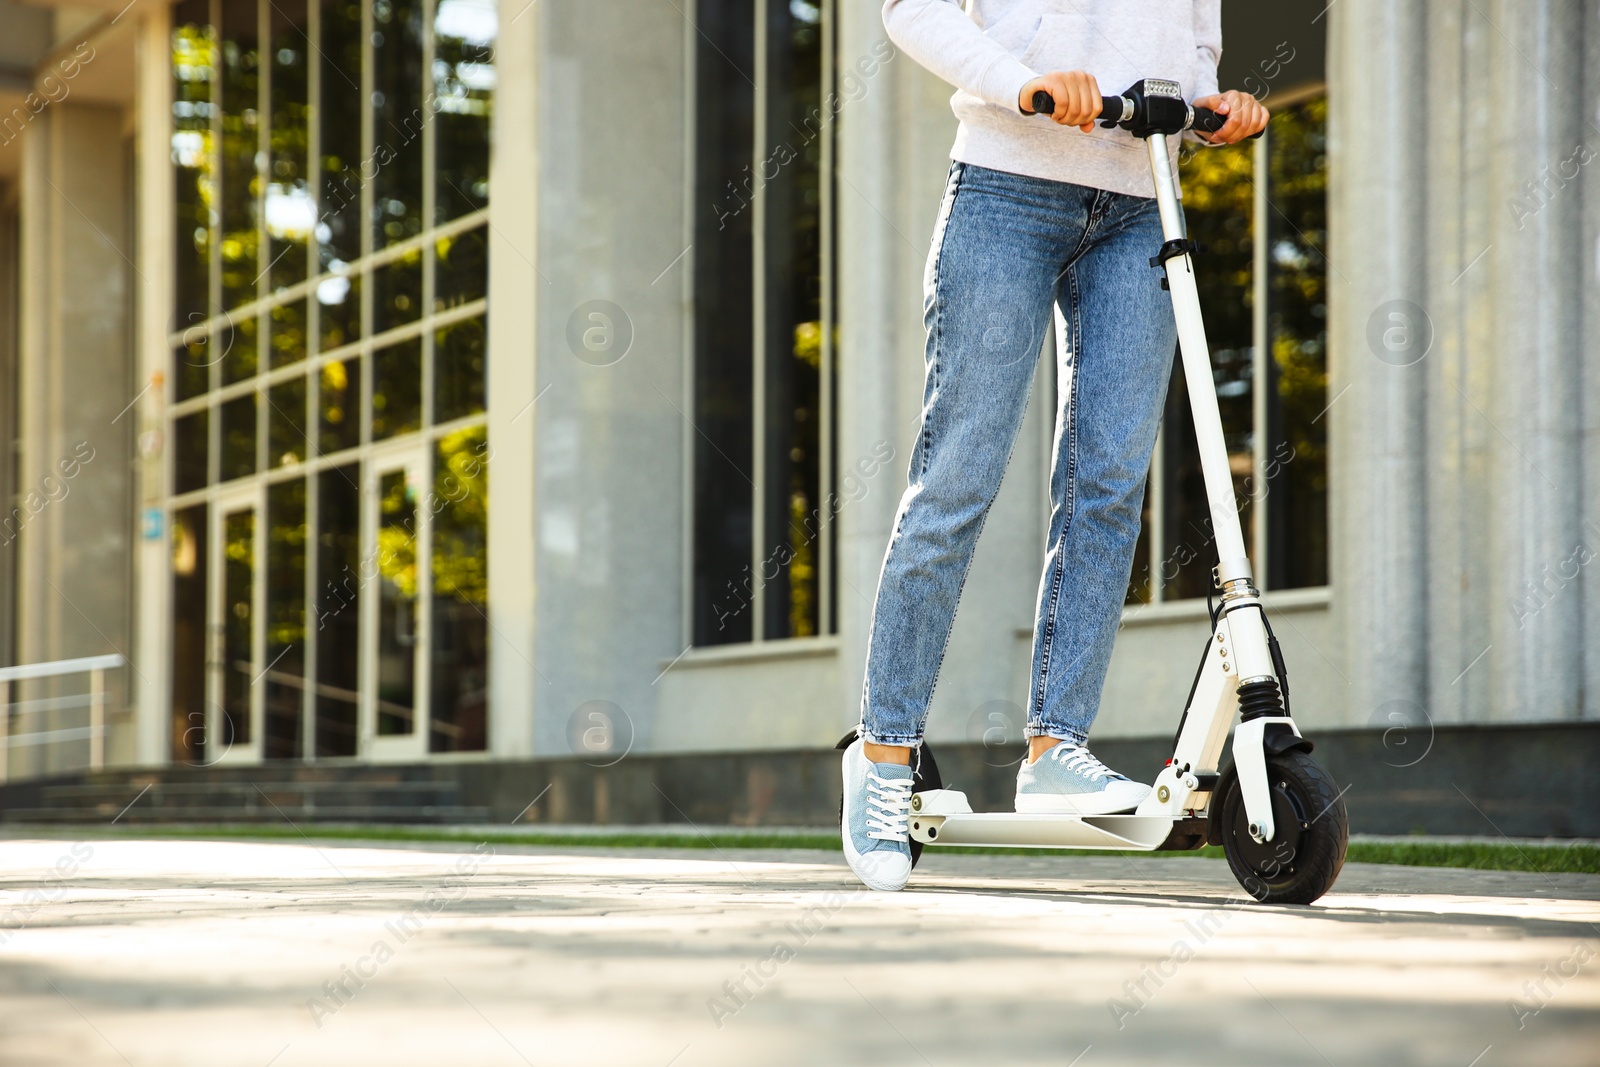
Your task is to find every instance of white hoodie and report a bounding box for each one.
[882,0,1222,197]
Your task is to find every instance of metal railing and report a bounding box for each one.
[0,653,125,784]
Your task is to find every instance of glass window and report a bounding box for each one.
[174,410,209,493]
[268,376,307,467]
[761,0,825,639]
[219,0,261,312]
[318,358,361,455]
[219,393,258,481]
[375,468,418,735]
[434,314,485,422]
[317,271,361,351]
[434,226,486,311]
[264,478,306,758]
[270,298,308,367]
[1263,98,1329,590]
[433,0,495,221]
[221,507,254,747]
[220,314,259,385]
[1126,92,1329,604]
[267,0,311,291]
[692,0,835,645]
[430,426,488,751]
[372,249,423,333]
[314,464,360,756]
[170,503,208,761]
[173,339,211,404]
[318,0,363,268]
[166,0,494,766]
[171,1,214,332]
[372,338,422,440]
[372,0,425,250]
[1159,136,1255,601]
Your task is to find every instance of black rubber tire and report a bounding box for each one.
[1218,748,1348,905]
[835,729,942,868]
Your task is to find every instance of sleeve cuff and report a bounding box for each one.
[978,54,1040,115]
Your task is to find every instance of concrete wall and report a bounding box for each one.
[13,100,134,776]
[527,0,692,757]
[1329,0,1600,734]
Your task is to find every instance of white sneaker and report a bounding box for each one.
[840,739,913,892]
[1014,740,1151,815]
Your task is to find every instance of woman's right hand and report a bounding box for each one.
[1019,70,1103,131]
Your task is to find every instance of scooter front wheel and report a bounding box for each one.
[1218,748,1348,904]
[835,730,943,869]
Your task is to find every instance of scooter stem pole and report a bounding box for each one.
[1145,134,1253,586]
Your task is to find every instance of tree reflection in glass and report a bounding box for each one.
[221,507,254,748]
[265,478,307,758]
[219,0,260,312]
[430,426,487,751]
[372,338,422,439]
[171,1,214,333]
[268,0,312,298]
[318,358,361,455]
[268,376,307,467]
[1265,98,1329,589]
[434,314,485,422]
[433,0,495,221]
[376,468,418,736]
[220,393,259,481]
[1163,137,1256,601]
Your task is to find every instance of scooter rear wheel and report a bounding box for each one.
[835,730,943,868]
[1219,748,1348,904]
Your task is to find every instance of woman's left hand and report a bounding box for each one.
[1192,90,1270,143]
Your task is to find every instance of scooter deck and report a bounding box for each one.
[911,812,1184,850]
[907,790,1199,851]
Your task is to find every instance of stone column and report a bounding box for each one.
[486,0,540,757]
[1583,0,1600,721]
[835,3,910,736]
[1422,0,1496,727]
[15,101,134,776]
[1327,0,1431,726]
[1483,0,1587,723]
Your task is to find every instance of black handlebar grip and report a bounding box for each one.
[1192,106,1228,135]
[1100,95,1126,123]
[1192,105,1266,140]
[1032,90,1125,122]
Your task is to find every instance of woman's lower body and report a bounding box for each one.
[859,161,1178,755]
[840,161,1180,890]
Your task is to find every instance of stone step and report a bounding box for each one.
[39,780,460,801]
[1,803,492,824]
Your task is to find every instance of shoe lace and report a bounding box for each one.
[865,772,914,842]
[1050,744,1115,782]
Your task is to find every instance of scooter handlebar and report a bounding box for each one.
[1030,90,1261,141]
[1030,90,1124,121]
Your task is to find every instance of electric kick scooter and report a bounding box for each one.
[839,79,1349,905]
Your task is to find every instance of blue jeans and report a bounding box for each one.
[860,162,1177,747]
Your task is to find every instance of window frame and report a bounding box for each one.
[684,0,838,648]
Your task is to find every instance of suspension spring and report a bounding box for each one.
[1237,677,1284,722]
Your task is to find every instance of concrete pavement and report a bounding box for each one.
[1,835,1597,1066]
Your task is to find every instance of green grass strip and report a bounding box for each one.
[1344,840,1600,875]
[63,824,1600,874]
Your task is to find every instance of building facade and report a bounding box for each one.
[0,1,1596,822]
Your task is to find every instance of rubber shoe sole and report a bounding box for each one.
[1014,778,1151,816]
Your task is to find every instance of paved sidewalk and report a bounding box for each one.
[1,836,1597,1066]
